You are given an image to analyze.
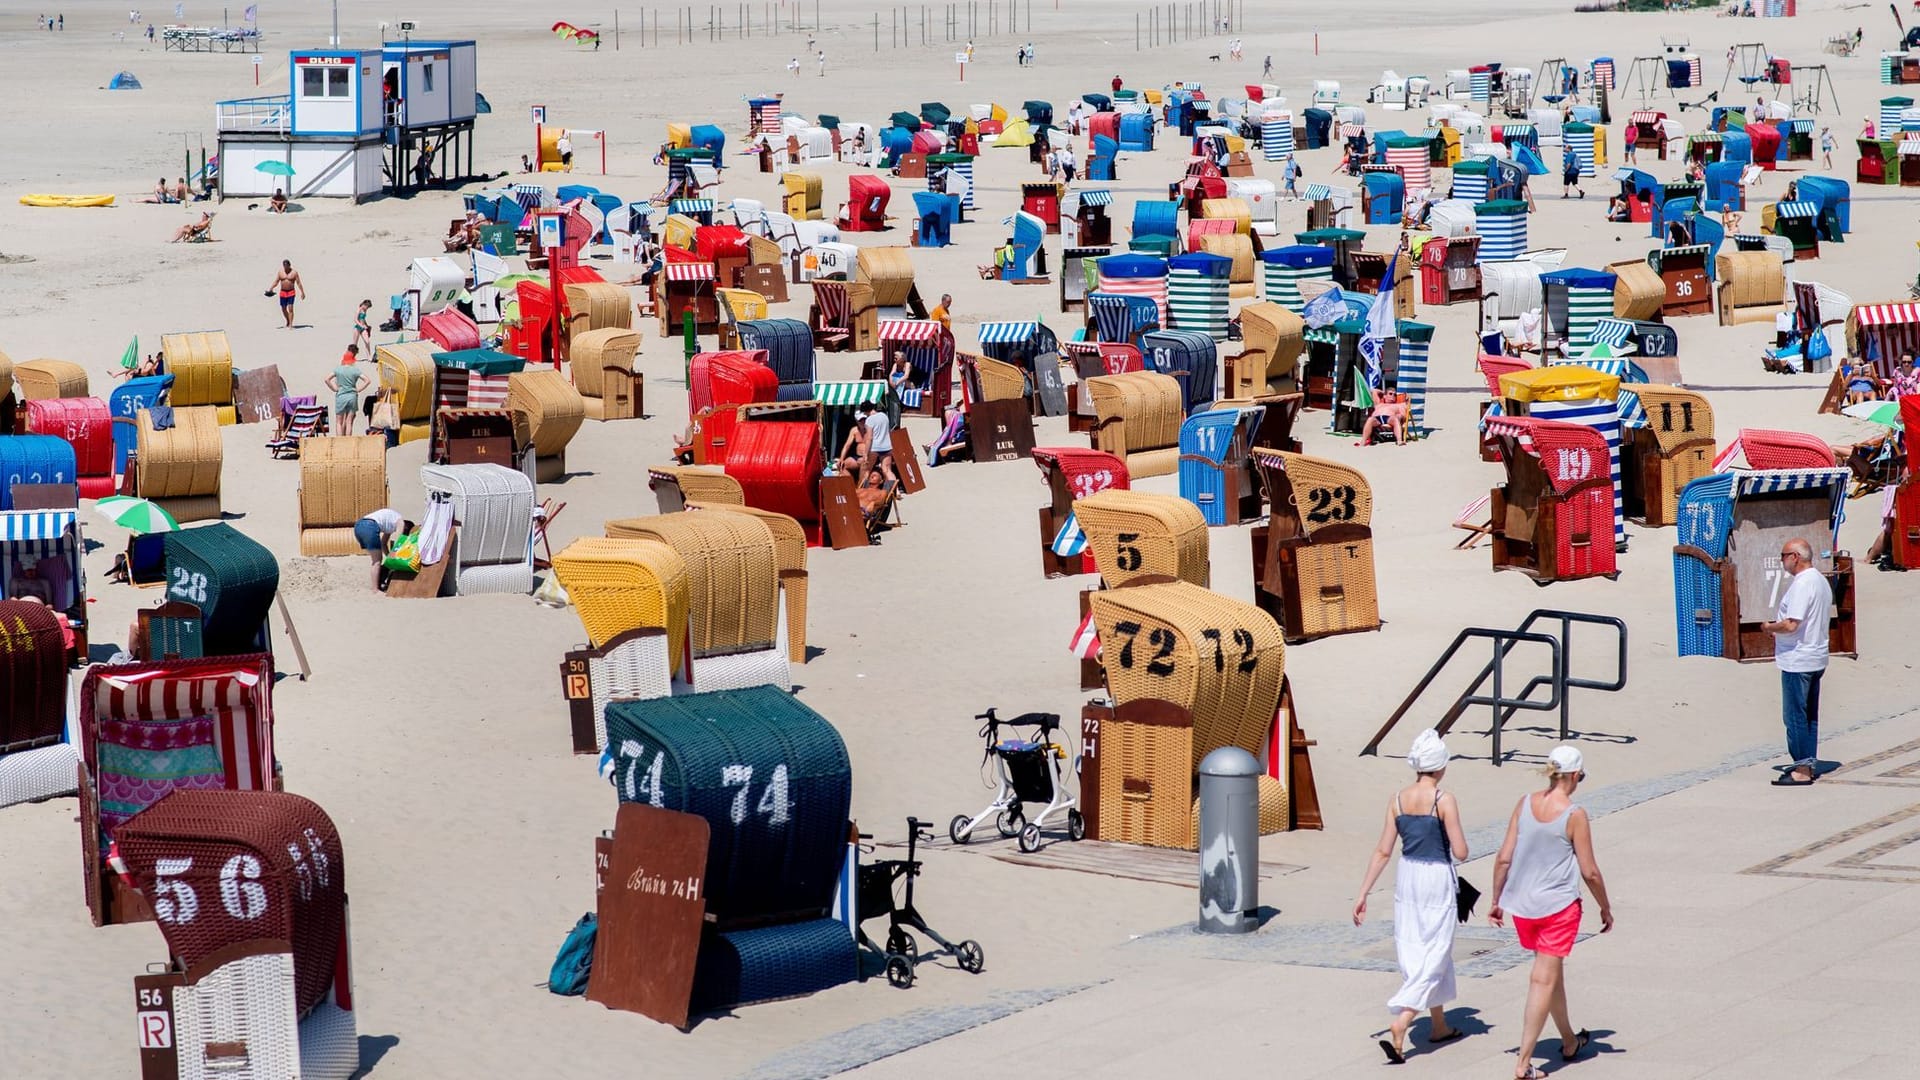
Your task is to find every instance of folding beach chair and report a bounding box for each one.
[861,477,903,539]
[1451,493,1493,549]
[265,404,328,459]
[533,497,567,569]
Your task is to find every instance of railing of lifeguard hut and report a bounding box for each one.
[215,95,291,135]
[1362,609,1627,765]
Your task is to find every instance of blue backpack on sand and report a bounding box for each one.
[548,913,597,996]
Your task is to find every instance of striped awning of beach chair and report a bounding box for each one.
[1482,414,1536,451]
[1786,118,1814,133]
[1059,339,1102,357]
[1614,388,1648,430]
[1776,201,1819,219]
[92,662,272,791]
[670,198,715,215]
[813,380,890,406]
[664,263,716,281]
[1630,111,1663,125]
[879,319,943,343]
[0,509,76,541]
[1303,327,1340,345]
[1735,467,1850,540]
[1852,302,1920,327]
[1730,232,1768,248]
[977,321,1039,344]
[1588,317,1634,349]
[1689,132,1723,145]
[511,183,546,212]
[1077,190,1114,209]
[1305,183,1332,201]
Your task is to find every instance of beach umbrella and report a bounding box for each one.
[491,273,546,293]
[1841,400,1904,427]
[255,160,295,177]
[93,496,180,534]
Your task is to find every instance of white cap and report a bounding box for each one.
[1548,745,1584,776]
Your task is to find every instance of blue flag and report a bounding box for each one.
[244,4,257,21]
[1356,252,1399,408]
[1301,286,1345,329]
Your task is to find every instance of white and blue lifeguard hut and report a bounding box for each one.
[214,40,478,201]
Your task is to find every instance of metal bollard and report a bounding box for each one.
[1197,746,1260,933]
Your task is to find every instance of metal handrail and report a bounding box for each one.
[1362,608,1628,766]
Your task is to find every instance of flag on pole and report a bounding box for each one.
[1355,255,1398,411]
[1069,612,1101,659]
[118,336,138,372]
[1050,510,1087,557]
[244,4,257,21]
[1300,285,1345,329]
[175,2,185,18]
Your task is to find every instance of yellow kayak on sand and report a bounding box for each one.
[19,194,115,208]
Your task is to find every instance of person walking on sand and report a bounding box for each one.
[1263,54,1273,79]
[788,56,800,77]
[1561,148,1584,199]
[1352,729,1468,1065]
[1764,537,1830,785]
[266,259,305,328]
[1820,126,1835,170]
[327,345,367,435]
[351,299,374,354]
[817,50,826,77]
[1489,746,1613,1079]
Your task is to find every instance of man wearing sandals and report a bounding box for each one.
[1764,538,1830,786]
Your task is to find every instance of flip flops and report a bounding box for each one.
[1429,1029,1467,1045]
[1772,773,1815,787]
[1377,1039,1405,1065]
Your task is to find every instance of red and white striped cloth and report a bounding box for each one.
[1848,304,1920,378]
[1095,272,1169,327]
[92,665,271,790]
[664,263,716,282]
[1069,612,1100,658]
[436,373,513,411]
[879,318,944,344]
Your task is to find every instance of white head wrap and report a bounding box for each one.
[1407,728,1449,773]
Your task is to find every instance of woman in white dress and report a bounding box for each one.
[1352,729,1469,1064]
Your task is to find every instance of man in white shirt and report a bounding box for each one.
[860,401,897,485]
[1058,144,1076,184]
[1762,538,1830,785]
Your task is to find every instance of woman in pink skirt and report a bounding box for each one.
[1489,745,1615,1079]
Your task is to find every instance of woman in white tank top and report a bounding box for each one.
[1489,746,1615,1079]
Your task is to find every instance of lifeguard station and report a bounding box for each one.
[216,40,479,200]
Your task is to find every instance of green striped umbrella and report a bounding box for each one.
[93,496,180,534]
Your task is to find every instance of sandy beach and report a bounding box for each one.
[3,1,1919,1076]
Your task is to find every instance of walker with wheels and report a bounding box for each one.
[856,817,985,988]
[948,708,1083,853]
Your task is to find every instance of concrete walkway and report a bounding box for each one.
[749,713,1920,1079]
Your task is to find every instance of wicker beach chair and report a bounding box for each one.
[1086,370,1185,478]
[0,599,78,809]
[420,463,537,595]
[1072,489,1209,588]
[1251,449,1381,642]
[604,512,789,692]
[687,502,808,663]
[158,331,236,420]
[973,356,1030,402]
[563,280,634,340]
[162,524,279,656]
[1225,302,1303,398]
[1624,385,1715,527]
[1484,416,1618,582]
[649,465,746,512]
[114,788,359,1080]
[297,436,389,557]
[376,341,438,444]
[78,653,277,926]
[507,369,586,482]
[1087,580,1287,847]
[15,358,88,402]
[550,536,690,663]
[135,405,223,522]
[569,327,643,421]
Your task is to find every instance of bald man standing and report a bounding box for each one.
[1763,538,1830,786]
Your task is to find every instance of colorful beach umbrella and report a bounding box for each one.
[93,496,180,534]
[254,160,295,177]
[1841,400,1904,427]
